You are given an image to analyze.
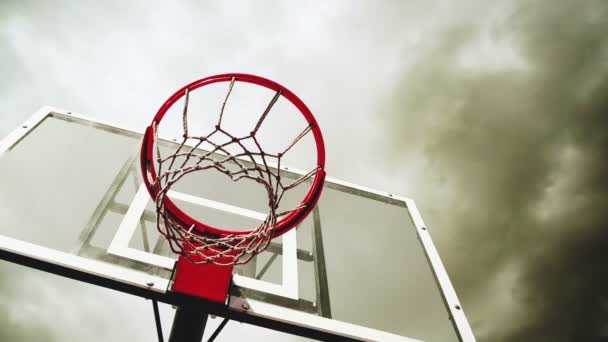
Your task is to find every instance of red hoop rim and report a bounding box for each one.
[140,73,326,239]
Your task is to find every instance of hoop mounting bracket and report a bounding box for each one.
[172,255,234,303]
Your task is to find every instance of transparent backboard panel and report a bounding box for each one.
[0,109,472,341]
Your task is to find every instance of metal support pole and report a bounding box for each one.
[312,206,332,318]
[168,305,208,342]
[207,318,230,342]
[152,300,164,342]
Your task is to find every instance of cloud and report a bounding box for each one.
[0,263,51,341]
[2,0,607,341]
[379,0,608,340]
[0,261,168,341]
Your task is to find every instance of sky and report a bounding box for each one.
[1,1,608,341]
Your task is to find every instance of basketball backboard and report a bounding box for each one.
[0,107,475,341]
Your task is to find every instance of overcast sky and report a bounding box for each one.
[1,1,608,341]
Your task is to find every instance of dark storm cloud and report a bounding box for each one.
[381,1,608,341]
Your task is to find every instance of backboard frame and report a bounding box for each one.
[0,106,476,342]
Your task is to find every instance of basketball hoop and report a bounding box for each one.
[140,73,325,302]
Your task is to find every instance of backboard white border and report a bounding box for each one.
[0,106,476,342]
